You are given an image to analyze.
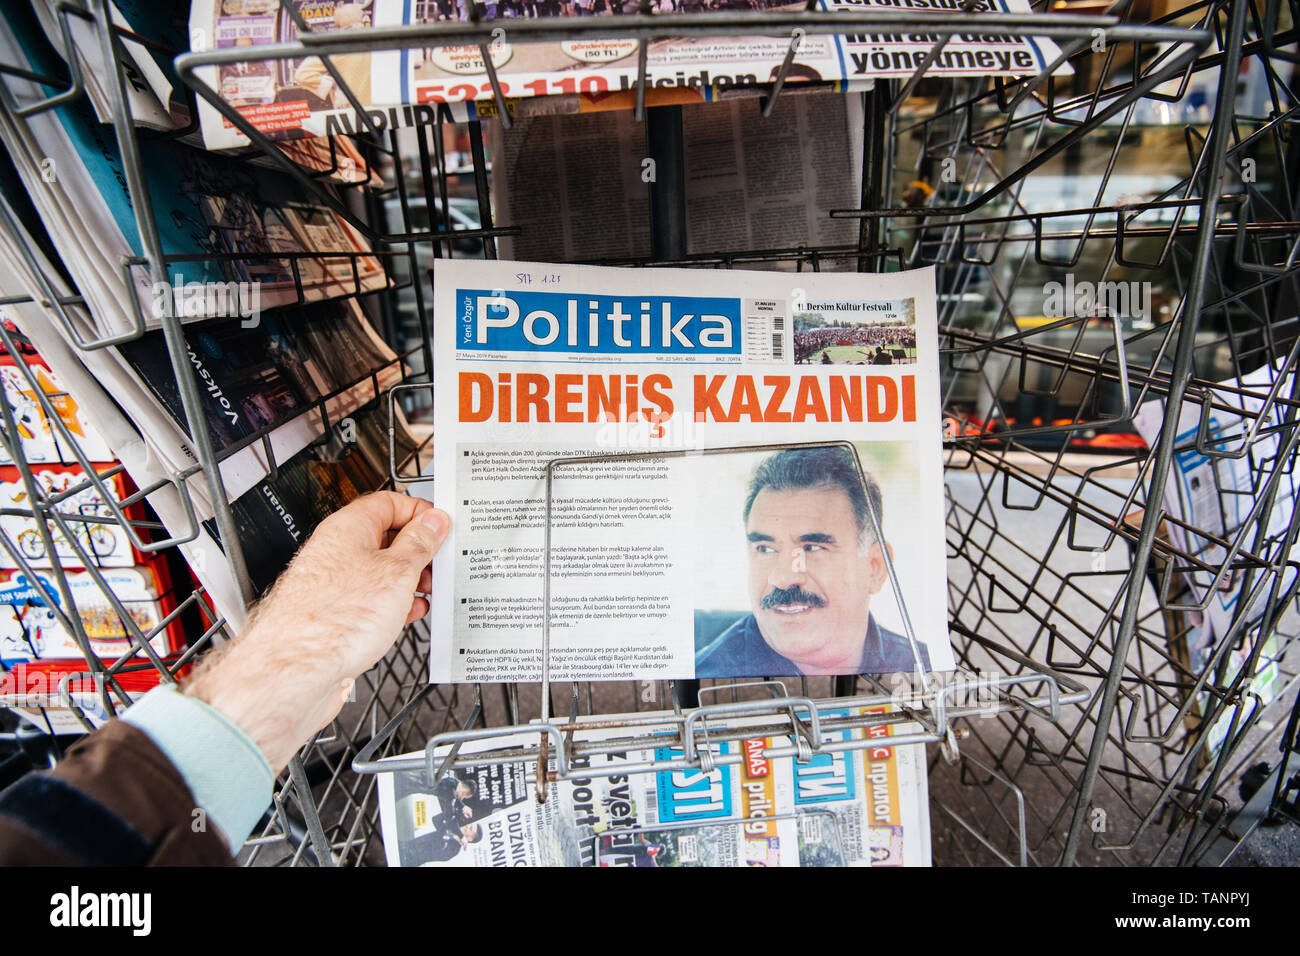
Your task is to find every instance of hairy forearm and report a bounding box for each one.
[181,495,449,773]
[0,494,448,868]
[182,630,349,774]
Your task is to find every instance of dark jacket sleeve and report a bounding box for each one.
[0,719,234,866]
[424,831,463,862]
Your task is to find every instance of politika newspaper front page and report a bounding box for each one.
[378,704,930,866]
[426,259,952,684]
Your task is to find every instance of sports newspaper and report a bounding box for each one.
[377,705,931,866]
[425,259,952,683]
[189,0,1067,149]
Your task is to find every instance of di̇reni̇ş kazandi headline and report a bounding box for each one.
[455,290,918,438]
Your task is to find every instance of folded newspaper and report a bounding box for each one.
[378,704,930,866]
[1134,359,1300,640]
[190,0,1068,150]
[423,259,951,682]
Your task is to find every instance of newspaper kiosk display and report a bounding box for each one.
[0,0,1297,867]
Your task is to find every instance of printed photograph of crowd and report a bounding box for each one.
[793,319,918,366]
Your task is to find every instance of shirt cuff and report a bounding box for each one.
[122,683,275,853]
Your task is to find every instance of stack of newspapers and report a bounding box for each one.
[378,705,933,867]
[0,2,415,623]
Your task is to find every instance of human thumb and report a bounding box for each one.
[387,508,450,573]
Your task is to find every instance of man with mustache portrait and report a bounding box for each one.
[695,446,929,678]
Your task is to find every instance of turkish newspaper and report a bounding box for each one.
[378,704,930,866]
[190,0,1067,149]
[424,259,952,683]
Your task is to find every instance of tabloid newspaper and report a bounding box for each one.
[423,259,952,683]
[190,0,1067,149]
[377,704,930,866]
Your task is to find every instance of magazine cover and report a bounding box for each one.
[202,404,413,594]
[189,0,1067,149]
[0,566,170,665]
[424,259,951,683]
[0,466,136,570]
[0,359,115,465]
[0,2,385,337]
[377,705,930,866]
[116,298,400,453]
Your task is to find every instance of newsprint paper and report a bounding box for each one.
[378,705,930,867]
[424,260,952,683]
[190,0,1067,150]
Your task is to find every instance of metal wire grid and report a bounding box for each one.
[0,0,1296,865]
[0,0,442,865]
[908,0,1300,865]
[0,321,222,722]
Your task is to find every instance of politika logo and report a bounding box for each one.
[460,289,739,354]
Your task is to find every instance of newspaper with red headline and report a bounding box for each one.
[420,259,952,684]
[189,0,1067,150]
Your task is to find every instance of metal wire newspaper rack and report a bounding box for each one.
[0,0,1295,867]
